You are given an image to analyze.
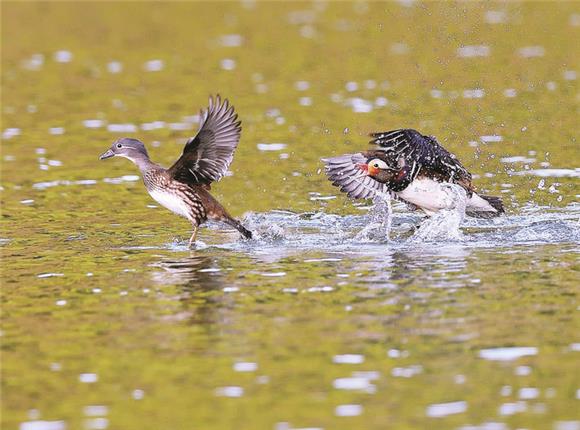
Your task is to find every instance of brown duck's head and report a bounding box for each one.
[356,156,401,183]
[100,138,149,161]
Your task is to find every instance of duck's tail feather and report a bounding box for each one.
[225,217,253,239]
[466,194,505,218]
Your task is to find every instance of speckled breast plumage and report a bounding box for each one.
[144,170,207,224]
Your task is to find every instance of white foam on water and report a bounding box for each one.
[513,169,579,178]
[220,34,244,47]
[22,54,44,70]
[504,88,517,97]
[83,120,104,129]
[480,135,503,143]
[430,89,444,99]
[554,422,580,430]
[514,365,532,376]
[233,362,258,372]
[345,97,373,113]
[295,80,310,91]
[79,373,98,383]
[20,421,66,430]
[332,354,365,364]
[498,401,527,416]
[53,50,72,63]
[38,273,64,278]
[141,121,165,131]
[257,143,287,151]
[220,58,236,71]
[103,175,140,184]
[518,387,540,399]
[463,89,485,98]
[84,418,108,430]
[375,96,388,106]
[457,45,490,57]
[345,81,358,92]
[107,124,137,133]
[518,46,545,58]
[426,401,467,417]
[214,386,244,397]
[485,10,507,24]
[333,377,373,391]
[458,423,508,430]
[107,61,123,74]
[144,59,164,71]
[335,404,363,417]
[478,346,538,361]
[501,156,536,163]
[83,406,109,417]
[2,128,21,139]
[131,389,145,400]
[168,122,192,131]
[49,127,65,135]
[391,365,423,378]
[391,42,409,54]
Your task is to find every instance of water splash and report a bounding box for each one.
[354,194,392,242]
[410,184,466,242]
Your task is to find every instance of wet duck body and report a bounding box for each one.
[100,95,252,246]
[323,129,504,218]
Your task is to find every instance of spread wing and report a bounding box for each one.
[167,95,242,185]
[322,153,391,200]
[369,129,472,187]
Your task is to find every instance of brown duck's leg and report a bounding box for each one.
[188,226,198,248]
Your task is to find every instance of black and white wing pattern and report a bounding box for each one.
[322,153,391,200]
[369,129,472,186]
[168,95,242,185]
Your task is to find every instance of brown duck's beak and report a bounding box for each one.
[99,149,115,160]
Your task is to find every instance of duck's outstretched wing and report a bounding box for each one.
[322,153,391,200]
[168,95,242,186]
[369,129,472,188]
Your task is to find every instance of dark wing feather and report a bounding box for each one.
[369,129,472,188]
[167,95,242,185]
[322,153,391,200]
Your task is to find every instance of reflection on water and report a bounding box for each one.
[2,1,580,429]
[151,255,228,327]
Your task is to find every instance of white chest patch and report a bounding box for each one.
[396,178,466,215]
[149,189,191,219]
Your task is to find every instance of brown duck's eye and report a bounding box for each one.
[116,143,122,148]
[373,163,380,168]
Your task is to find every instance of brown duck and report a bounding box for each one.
[100,95,252,246]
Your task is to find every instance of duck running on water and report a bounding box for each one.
[323,128,504,217]
[100,95,252,247]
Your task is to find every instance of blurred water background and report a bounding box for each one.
[1,2,579,430]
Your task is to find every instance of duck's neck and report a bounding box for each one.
[128,153,162,174]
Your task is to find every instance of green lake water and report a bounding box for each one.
[1,2,579,429]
